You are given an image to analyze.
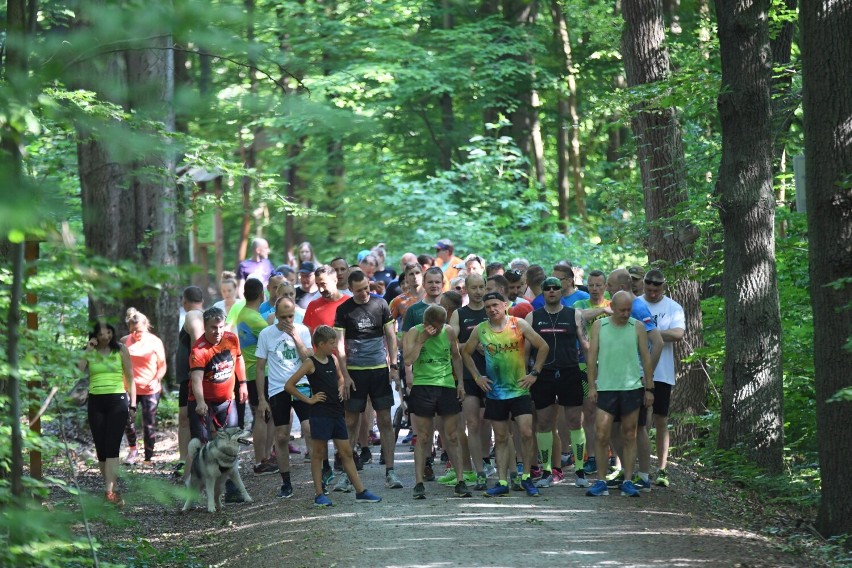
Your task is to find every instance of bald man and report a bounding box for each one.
[237,238,275,298]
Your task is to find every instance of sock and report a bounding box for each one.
[322,459,330,470]
[386,467,394,475]
[536,431,553,472]
[570,428,586,472]
[280,470,290,484]
[638,472,649,482]
[576,468,585,479]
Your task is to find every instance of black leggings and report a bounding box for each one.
[88,393,129,461]
[125,392,160,460]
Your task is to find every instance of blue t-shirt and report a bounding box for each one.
[631,297,657,332]
[531,289,591,310]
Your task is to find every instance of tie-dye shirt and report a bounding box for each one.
[476,316,527,400]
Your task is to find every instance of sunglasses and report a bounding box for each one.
[542,285,562,292]
[644,279,665,286]
[455,286,465,291]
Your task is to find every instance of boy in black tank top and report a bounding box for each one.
[286,326,382,507]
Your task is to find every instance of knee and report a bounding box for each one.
[622,426,638,442]
[493,431,509,444]
[376,412,392,430]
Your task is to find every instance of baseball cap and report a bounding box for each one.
[356,249,372,262]
[436,238,453,251]
[482,292,505,303]
[299,261,317,274]
[542,277,562,289]
[627,265,645,279]
[273,265,294,276]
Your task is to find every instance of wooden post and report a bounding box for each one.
[25,240,41,480]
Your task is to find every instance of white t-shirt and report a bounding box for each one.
[255,323,313,397]
[645,295,685,385]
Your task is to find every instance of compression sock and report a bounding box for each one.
[536,432,553,472]
[570,429,586,473]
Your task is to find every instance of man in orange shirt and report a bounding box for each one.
[435,239,463,290]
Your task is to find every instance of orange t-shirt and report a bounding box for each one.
[189,332,242,403]
[125,333,165,395]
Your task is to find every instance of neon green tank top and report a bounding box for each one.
[412,325,454,388]
[478,317,527,400]
[86,350,126,395]
[596,318,642,391]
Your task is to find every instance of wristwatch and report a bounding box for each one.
[529,369,540,377]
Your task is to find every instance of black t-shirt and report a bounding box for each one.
[456,305,488,381]
[307,355,344,418]
[177,327,191,384]
[529,307,580,370]
[334,296,392,368]
[384,279,403,304]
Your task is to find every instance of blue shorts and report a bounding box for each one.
[310,415,348,441]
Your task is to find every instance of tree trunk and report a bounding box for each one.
[549,0,586,223]
[621,0,705,441]
[530,89,546,190]
[801,0,852,539]
[715,0,784,473]
[125,32,179,383]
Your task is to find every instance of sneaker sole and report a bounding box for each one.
[386,483,403,489]
[356,499,381,504]
[586,490,609,496]
[277,493,293,499]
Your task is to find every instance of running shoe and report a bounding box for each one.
[606,471,625,488]
[582,456,597,475]
[585,479,609,497]
[288,443,301,454]
[124,447,139,466]
[516,462,524,476]
[575,475,590,488]
[483,462,497,479]
[277,482,293,499]
[314,494,333,507]
[360,446,373,465]
[369,430,381,446]
[334,473,354,493]
[353,450,364,471]
[440,451,449,464]
[561,452,574,468]
[322,466,336,486]
[355,489,382,503]
[550,469,566,485]
[424,461,436,481]
[484,483,510,497]
[437,468,457,485]
[473,473,487,491]
[632,475,652,492]
[509,472,523,492]
[413,482,426,499]
[609,455,617,471]
[454,481,473,498]
[535,472,552,488]
[402,431,414,444]
[655,469,670,487]
[530,465,543,481]
[521,478,540,497]
[620,480,641,497]
[463,471,478,484]
[105,491,125,507]
[386,469,404,489]
[253,460,279,475]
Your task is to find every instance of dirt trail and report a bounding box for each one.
[80,430,810,568]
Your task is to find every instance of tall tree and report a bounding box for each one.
[800,0,852,539]
[715,0,784,473]
[620,0,706,436]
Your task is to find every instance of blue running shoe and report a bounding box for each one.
[314,494,333,507]
[484,483,510,497]
[355,489,382,503]
[585,479,609,497]
[632,475,652,493]
[620,480,641,497]
[583,456,598,475]
[516,462,524,475]
[521,478,540,497]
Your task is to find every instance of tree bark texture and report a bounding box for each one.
[549,0,586,223]
[714,0,784,473]
[800,0,852,539]
[621,0,706,436]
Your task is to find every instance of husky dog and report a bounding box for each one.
[182,427,253,513]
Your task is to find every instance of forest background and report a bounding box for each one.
[1,0,850,565]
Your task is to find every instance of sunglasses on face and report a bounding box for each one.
[542,285,562,292]
[644,279,665,286]
[455,286,464,291]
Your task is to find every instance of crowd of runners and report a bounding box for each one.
[95,237,685,507]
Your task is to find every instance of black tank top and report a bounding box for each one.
[529,306,580,370]
[456,305,488,380]
[307,356,344,418]
[177,327,192,383]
